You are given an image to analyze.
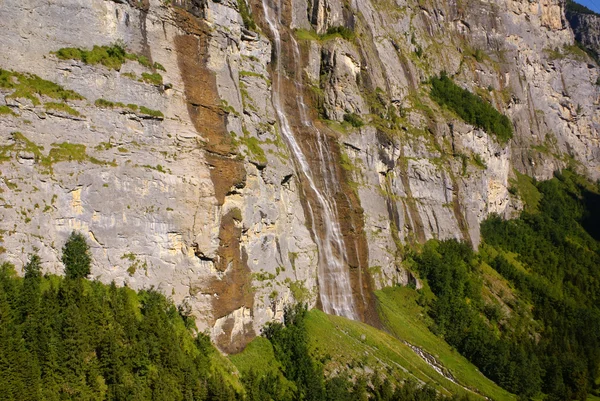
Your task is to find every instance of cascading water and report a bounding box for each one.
[260,0,359,320]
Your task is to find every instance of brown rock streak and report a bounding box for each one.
[174,13,253,352]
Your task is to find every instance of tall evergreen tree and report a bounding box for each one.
[62,231,91,279]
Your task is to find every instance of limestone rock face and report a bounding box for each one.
[0,0,598,351]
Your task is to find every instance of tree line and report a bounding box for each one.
[0,232,473,400]
[409,170,600,400]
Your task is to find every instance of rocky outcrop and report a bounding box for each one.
[566,2,600,57]
[0,0,598,351]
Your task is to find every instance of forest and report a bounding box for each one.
[410,170,600,400]
[0,235,469,400]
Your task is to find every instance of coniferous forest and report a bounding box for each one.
[1,169,600,401]
[0,233,466,400]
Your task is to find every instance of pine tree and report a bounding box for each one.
[62,231,92,279]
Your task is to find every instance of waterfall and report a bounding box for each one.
[260,0,359,320]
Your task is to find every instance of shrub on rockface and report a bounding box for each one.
[62,231,91,279]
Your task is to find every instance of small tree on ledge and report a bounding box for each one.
[62,231,91,279]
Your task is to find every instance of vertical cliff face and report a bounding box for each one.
[0,0,598,351]
[566,1,600,58]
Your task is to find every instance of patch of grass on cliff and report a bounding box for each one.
[54,43,164,72]
[545,44,590,62]
[0,105,16,116]
[95,98,158,117]
[0,132,44,163]
[343,112,364,128]
[508,170,541,212]
[1,134,115,170]
[44,142,116,169]
[139,106,164,118]
[44,101,80,117]
[429,73,513,144]
[0,69,84,106]
[322,26,355,42]
[239,133,267,165]
[95,98,140,112]
[95,98,123,108]
[140,72,163,85]
[46,142,88,164]
[55,44,127,70]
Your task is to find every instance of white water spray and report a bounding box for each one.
[260,0,358,320]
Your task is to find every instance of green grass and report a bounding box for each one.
[95,98,123,108]
[0,105,16,115]
[96,98,161,117]
[1,133,115,171]
[55,44,166,74]
[142,164,167,173]
[240,135,266,164]
[230,337,284,376]
[509,170,542,212]
[0,69,84,106]
[139,106,164,118]
[44,101,80,116]
[545,44,589,62]
[375,287,516,401]
[229,336,296,395]
[295,29,320,41]
[0,132,44,163]
[46,142,88,164]
[343,112,364,128]
[140,72,163,85]
[55,44,127,70]
[237,0,256,30]
[304,309,490,399]
[95,98,141,113]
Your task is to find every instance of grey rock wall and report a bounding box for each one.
[0,0,598,350]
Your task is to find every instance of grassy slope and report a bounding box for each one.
[376,287,516,401]
[229,336,296,392]
[230,300,514,400]
[304,309,486,399]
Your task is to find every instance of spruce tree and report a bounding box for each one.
[62,231,91,279]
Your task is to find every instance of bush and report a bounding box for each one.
[343,112,364,128]
[325,26,355,41]
[237,0,256,30]
[62,231,91,279]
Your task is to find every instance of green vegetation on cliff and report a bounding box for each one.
[53,43,162,73]
[429,73,513,143]
[0,69,84,106]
